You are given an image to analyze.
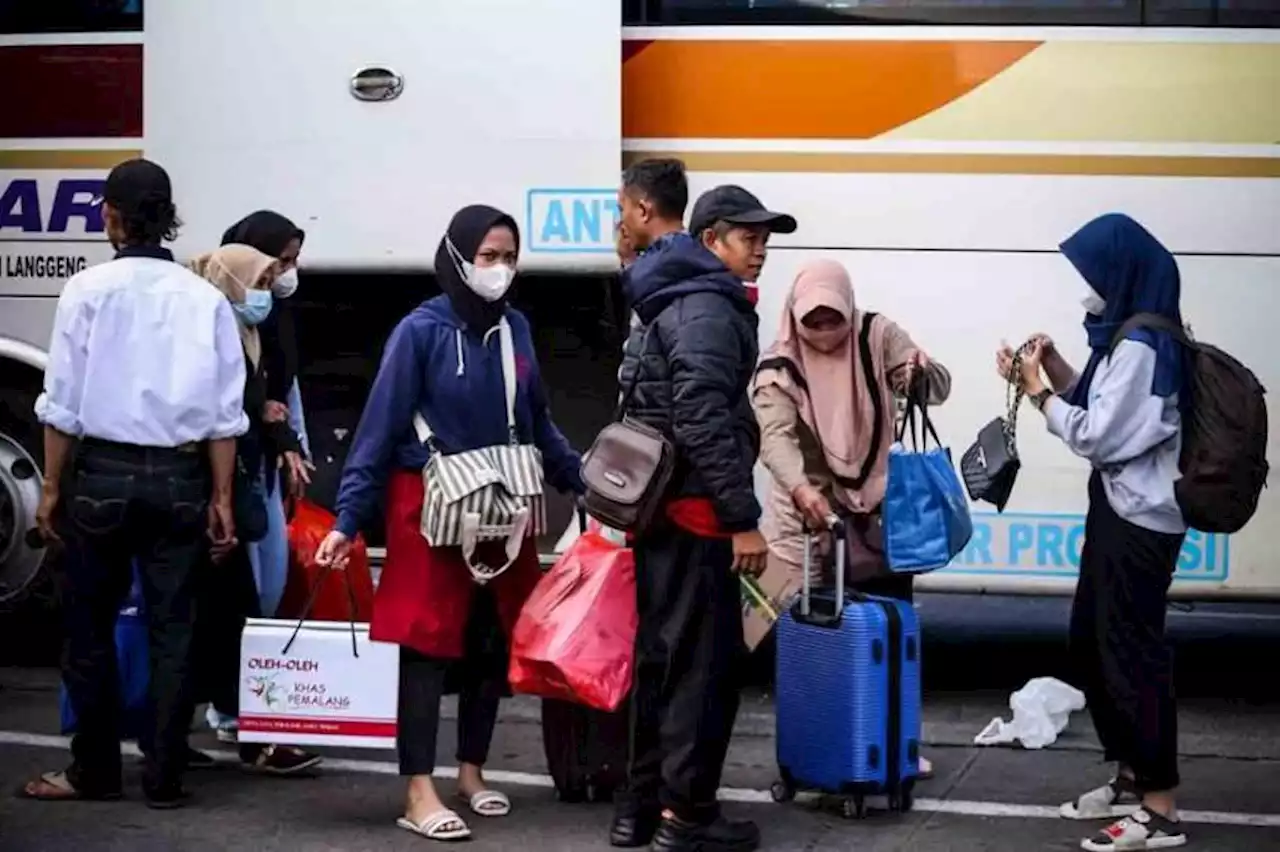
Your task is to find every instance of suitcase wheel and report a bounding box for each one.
[841,796,867,820]
[769,778,796,804]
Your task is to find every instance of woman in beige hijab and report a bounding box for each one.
[189,244,277,369]
[183,244,323,776]
[752,258,952,778]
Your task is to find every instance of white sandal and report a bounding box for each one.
[460,789,511,818]
[396,809,472,842]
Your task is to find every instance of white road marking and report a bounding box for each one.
[2,730,1277,829]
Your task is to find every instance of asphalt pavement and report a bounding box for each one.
[1,646,1278,852]
[3,589,1279,850]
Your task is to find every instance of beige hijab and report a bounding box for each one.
[753,258,894,510]
[188,244,277,368]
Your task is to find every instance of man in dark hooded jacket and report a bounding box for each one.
[609,158,767,852]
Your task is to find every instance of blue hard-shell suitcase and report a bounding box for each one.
[773,520,922,818]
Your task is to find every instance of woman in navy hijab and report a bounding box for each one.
[996,214,1191,852]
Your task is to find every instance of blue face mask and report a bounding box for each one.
[233,288,273,326]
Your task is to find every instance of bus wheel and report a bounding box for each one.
[0,384,47,604]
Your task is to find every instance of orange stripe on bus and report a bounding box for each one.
[0,150,142,169]
[622,149,1280,179]
[622,40,1042,140]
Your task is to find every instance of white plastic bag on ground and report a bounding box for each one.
[974,676,1086,750]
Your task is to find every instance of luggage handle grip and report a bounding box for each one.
[797,515,849,628]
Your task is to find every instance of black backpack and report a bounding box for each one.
[1111,313,1269,534]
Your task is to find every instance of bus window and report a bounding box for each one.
[1146,0,1280,26]
[626,1,1142,27]
[0,0,142,35]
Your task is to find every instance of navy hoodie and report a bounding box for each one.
[334,295,583,538]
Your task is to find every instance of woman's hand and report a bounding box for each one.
[281,450,313,499]
[998,336,1057,385]
[315,530,353,570]
[263,400,289,424]
[1018,340,1048,395]
[904,349,931,394]
[792,484,833,530]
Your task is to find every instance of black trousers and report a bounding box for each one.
[1071,473,1183,792]
[191,545,259,718]
[396,592,506,777]
[58,439,208,795]
[188,543,271,763]
[622,523,744,824]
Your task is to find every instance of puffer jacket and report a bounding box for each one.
[617,233,761,533]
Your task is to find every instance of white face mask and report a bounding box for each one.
[447,237,515,302]
[1082,290,1107,316]
[271,267,299,299]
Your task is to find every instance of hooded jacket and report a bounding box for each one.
[617,233,761,533]
[333,295,583,538]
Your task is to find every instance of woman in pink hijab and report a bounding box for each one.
[751,257,952,777]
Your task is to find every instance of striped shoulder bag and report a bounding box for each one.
[411,317,546,584]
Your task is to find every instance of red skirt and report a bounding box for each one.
[370,470,541,658]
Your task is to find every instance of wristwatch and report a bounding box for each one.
[1030,388,1053,411]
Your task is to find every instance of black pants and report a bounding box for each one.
[191,545,259,717]
[396,592,506,776]
[59,439,208,795]
[623,524,743,824]
[397,648,502,776]
[1071,473,1183,792]
[189,543,269,763]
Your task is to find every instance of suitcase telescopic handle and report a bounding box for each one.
[799,514,846,628]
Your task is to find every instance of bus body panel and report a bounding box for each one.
[1,11,1277,599]
[143,0,622,272]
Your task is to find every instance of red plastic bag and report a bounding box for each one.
[278,499,375,623]
[509,531,637,712]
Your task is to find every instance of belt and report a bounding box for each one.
[81,437,203,454]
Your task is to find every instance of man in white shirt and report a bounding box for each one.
[20,159,248,809]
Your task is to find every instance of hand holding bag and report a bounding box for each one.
[413,317,546,585]
[581,325,676,533]
[883,394,974,573]
[960,345,1027,512]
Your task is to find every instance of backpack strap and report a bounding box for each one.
[755,312,883,491]
[1109,312,1192,352]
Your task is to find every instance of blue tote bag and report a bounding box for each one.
[883,396,974,573]
[60,567,149,740]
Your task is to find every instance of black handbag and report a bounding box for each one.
[960,347,1027,512]
[233,456,269,543]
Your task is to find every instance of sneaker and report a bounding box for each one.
[206,707,238,743]
[1061,777,1141,820]
[243,744,323,776]
[650,812,760,852]
[1082,806,1188,850]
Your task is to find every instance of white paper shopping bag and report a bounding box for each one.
[238,618,399,750]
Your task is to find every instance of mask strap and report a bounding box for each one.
[444,236,472,281]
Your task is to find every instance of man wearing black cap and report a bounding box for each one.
[611,160,768,852]
[688,185,796,305]
[22,158,247,808]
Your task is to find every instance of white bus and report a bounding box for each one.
[1,1,1277,610]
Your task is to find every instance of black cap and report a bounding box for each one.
[99,158,172,211]
[688,185,797,237]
